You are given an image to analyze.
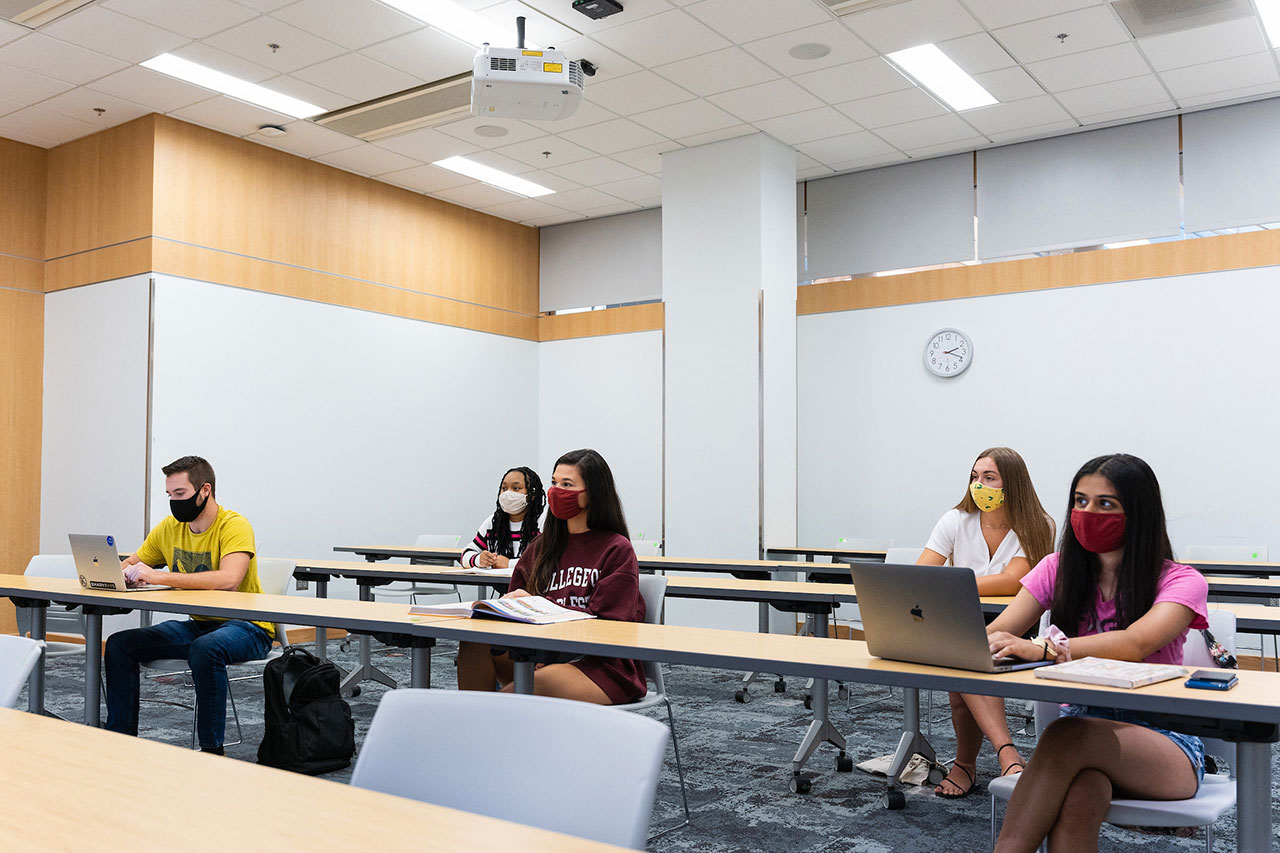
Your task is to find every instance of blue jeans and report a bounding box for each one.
[1061,704,1206,790]
[105,619,271,749]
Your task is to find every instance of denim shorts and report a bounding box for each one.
[1060,704,1206,789]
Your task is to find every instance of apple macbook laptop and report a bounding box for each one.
[849,562,1049,673]
[69,534,172,592]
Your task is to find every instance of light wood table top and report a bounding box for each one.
[1205,576,1280,597]
[0,707,620,852]
[767,545,889,560]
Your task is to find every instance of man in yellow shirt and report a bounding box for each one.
[105,455,273,754]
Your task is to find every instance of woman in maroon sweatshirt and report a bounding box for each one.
[456,448,647,704]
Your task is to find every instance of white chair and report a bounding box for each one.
[989,610,1239,852]
[884,546,925,565]
[613,574,690,839]
[631,538,663,557]
[141,557,294,748]
[16,555,89,655]
[0,635,44,708]
[375,534,463,604]
[351,689,669,849]
[1184,545,1276,670]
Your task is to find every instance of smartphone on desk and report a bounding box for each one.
[1185,669,1238,690]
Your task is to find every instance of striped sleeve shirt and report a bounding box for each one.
[459,512,542,568]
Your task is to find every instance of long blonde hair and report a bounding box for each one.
[954,447,1053,566]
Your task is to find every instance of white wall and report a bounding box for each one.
[797,266,1280,559]
[539,209,662,312]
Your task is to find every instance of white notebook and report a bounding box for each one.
[1034,657,1187,689]
[409,595,593,625]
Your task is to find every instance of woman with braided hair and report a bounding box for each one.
[459,466,545,570]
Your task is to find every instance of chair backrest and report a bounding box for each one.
[630,538,662,557]
[636,574,668,693]
[0,635,44,708]
[256,558,296,648]
[350,690,669,849]
[883,547,923,565]
[24,555,77,579]
[414,533,460,548]
[836,537,894,550]
[1182,545,1268,562]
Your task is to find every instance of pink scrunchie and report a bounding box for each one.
[1043,624,1072,662]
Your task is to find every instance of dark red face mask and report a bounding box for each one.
[547,486,584,520]
[1070,509,1126,553]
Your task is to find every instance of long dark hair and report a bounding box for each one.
[1050,453,1173,634]
[527,448,629,596]
[485,467,544,559]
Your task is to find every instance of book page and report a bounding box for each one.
[408,601,476,618]
[478,595,595,624]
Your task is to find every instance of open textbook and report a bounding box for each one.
[1034,657,1186,689]
[409,595,594,625]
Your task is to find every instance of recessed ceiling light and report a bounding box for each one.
[377,0,538,48]
[789,42,831,60]
[433,155,554,197]
[885,43,997,112]
[474,124,508,138]
[141,53,324,118]
[1258,0,1280,47]
[1103,239,1149,249]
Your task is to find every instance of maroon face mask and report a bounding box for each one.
[547,486,585,520]
[1070,509,1126,553]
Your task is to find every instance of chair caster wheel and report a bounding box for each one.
[774,678,786,693]
[790,774,812,794]
[734,689,751,704]
[348,686,361,698]
[884,789,906,810]
[803,694,812,710]
[927,764,947,786]
[837,684,849,700]
[836,754,853,773]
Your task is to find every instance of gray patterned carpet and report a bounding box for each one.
[22,637,1279,852]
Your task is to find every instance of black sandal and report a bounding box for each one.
[997,742,1024,777]
[935,763,976,799]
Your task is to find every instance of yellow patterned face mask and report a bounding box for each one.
[969,480,1005,512]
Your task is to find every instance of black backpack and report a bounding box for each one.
[258,647,355,775]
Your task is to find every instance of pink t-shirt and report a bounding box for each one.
[1021,553,1209,665]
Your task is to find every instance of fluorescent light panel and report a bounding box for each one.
[378,0,537,48]
[1259,0,1280,47]
[886,43,997,111]
[141,53,323,119]
[433,156,554,197]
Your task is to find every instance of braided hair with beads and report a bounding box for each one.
[485,466,545,559]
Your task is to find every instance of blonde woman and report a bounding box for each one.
[920,447,1054,798]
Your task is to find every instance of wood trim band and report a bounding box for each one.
[538,302,665,341]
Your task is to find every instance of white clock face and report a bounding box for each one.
[924,328,972,378]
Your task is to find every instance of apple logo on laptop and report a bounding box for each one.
[910,605,924,622]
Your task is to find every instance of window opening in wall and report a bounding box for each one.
[545,297,662,316]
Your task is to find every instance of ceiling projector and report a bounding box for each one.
[470,17,584,121]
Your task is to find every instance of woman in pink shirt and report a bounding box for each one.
[985,453,1209,853]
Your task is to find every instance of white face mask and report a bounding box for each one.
[498,490,528,515]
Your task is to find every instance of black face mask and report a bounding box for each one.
[170,489,208,524]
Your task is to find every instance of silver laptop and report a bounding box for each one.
[850,562,1049,673]
[69,534,172,592]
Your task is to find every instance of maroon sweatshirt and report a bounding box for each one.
[510,529,647,704]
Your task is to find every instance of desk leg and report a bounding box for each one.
[512,658,535,695]
[84,612,103,727]
[409,638,434,689]
[1236,741,1272,852]
[789,612,849,792]
[27,606,47,715]
[885,687,940,786]
[339,583,398,695]
[313,579,328,659]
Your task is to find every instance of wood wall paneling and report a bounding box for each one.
[0,136,47,293]
[43,238,154,293]
[538,302,665,341]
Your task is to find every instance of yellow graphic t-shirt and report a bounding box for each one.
[134,506,274,639]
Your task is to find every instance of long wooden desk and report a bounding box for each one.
[5,576,1277,851]
[0,707,621,852]
[766,545,888,561]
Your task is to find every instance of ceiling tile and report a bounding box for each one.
[172,42,276,83]
[994,6,1131,65]
[561,116,669,154]
[545,37,643,84]
[973,66,1046,101]
[33,87,152,126]
[798,164,834,179]
[0,97,23,118]
[548,156,645,185]
[259,74,354,111]
[960,94,1074,135]
[246,118,362,157]
[683,0,830,44]
[791,57,913,103]
[506,169,585,193]
[462,148,536,175]
[235,0,296,10]
[985,118,1080,142]
[591,10,730,67]
[379,163,474,193]
[900,139,985,158]
[630,98,738,137]
[526,100,619,134]
[594,174,663,203]
[314,142,423,175]
[85,66,213,112]
[583,71,696,115]
[540,186,626,211]
[203,15,346,74]
[743,21,875,76]
[610,139,682,173]
[525,211,585,226]
[1027,42,1151,92]
[835,87,948,129]
[271,0,423,50]
[40,6,189,64]
[873,113,985,148]
[0,34,127,85]
[1161,52,1280,101]
[653,46,779,97]
[358,28,476,82]
[962,0,1102,30]
[376,126,480,161]
[474,1,580,49]
[1074,102,1176,125]
[431,181,527,207]
[515,0,674,38]
[708,78,823,123]
[842,0,984,53]
[676,123,756,147]
[292,53,422,102]
[1177,81,1280,109]
[481,197,573,224]
[1054,74,1170,118]
[576,200,644,217]
[1138,18,1267,72]
[0,105,100,145]
[0,19,26,47]
[436,115,545,147]
[493,133,599,168]
[938,31,1017,74]
[792,130,898,164]
[100,0,258,39]
[0,64,75,106]
[0,125,55,146]
[171,94,294,137]
[752,106,861,145]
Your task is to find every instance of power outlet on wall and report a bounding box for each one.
[295,578,309,591]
